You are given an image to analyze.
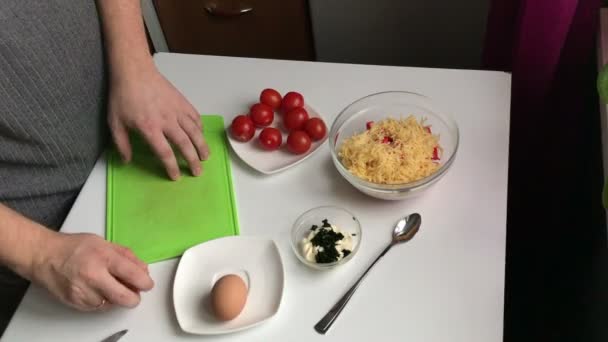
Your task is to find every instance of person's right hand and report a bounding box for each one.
[107,68,209,181]
[30,232,154,311]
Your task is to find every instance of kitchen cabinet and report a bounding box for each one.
[153,0,315,60]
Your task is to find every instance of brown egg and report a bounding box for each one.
[210,274,248,321]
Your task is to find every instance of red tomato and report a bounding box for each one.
[230,115,255,142]
[249,103,274,127]
[284,107,309,131]
[432,146,440,160]
[258,127,282,151]
[281,92,304,112]
[304,117,327,141]
[381,136,393,144]
[286,130,311,154]
[260,88,282,109]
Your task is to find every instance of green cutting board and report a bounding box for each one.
[106,115,239,263]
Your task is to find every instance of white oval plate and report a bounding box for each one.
[227,105,328,174]
[173,237,285,335]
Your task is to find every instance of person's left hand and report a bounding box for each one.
[107,68,209,180]
[29,232,154,311]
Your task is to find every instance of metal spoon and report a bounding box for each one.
[314,213,422,334]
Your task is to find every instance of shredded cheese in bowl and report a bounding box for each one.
[338,116,442,185]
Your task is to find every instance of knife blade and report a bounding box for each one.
[101,329,128,342]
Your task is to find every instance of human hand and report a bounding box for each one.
[108,68,209,180]
[30,233,154,311]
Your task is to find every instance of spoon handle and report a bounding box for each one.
[314,243,393,334]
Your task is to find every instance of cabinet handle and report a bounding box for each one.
[204,1,253,17]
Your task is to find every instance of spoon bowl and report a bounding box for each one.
[392,213,421,244]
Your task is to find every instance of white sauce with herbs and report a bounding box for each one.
[301,224,353,263]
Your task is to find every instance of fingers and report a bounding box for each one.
[126,97,206,180]
[95,271,142,308]
[80,288,106,311]
[65,282,106,312]
[186,103,202,129]
[108,255,154,292]
[179,116,210,161]
[183,102,210,160]
[141,129,181,181]
[109,119,132,162]
[165,125,202,177]
[181,101,210,166]
[112,245,148,273]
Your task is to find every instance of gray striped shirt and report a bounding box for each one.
[0,1,107,292]
[0,1,108,230]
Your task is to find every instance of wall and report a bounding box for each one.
[309,0,491,69]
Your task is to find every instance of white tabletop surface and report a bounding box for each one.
[4,53,511,342]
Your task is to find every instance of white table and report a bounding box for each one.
[4,53,511,342]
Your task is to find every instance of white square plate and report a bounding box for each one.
[227,105,329,174]
[173,237,285,335]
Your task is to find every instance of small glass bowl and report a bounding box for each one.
[290,206,362,271]
[329,91,459,200]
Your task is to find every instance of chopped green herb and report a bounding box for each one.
[310,229,344,248]
[316,247,340,263]
[306,219,353,264]
[311,220,345,263]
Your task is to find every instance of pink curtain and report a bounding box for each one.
[484,0,600,106]
[484,0,601,196]
[483,0,601,219]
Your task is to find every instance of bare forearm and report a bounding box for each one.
[96,0,154,81]
[98,0,208,180]
[0,204,57,280]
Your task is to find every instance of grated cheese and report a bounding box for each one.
[338,116,442,184]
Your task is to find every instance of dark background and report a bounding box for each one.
[504,56,608,341]
[500,3,608,341]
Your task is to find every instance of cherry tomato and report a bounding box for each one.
[281,92,304,113]
[284,107,309,131]
[260,88,282,109]
[304,117,327,141]
[249,103,274,127]
[287,130,311,154]
[258,127,282,151]
[230,115,255,142]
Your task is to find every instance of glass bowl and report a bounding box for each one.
[329,91,459,200]
[290,206,362,271]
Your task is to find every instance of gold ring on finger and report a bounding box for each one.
[95,298,107,310]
